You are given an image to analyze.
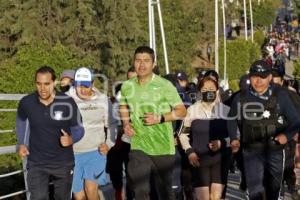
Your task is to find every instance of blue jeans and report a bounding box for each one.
[243,149,284,200]
[27,163,73,200]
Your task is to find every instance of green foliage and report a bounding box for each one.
[254,29,266,48]
[0,101,18,141]
[292,0,300,16]
[0,0,146,83]
[0,133,17,147]
[219,39,260,81]
[99,0,147,81]
[229,79,240,92]
[0,101,20,171]
[136,0,215,75]
[0,0,281,81]
[0,112,17,132]
[252,0,281,28]
[225,0,243,20]
[0,42,94,93]
[293,59,300,80]
[0,154,22,171]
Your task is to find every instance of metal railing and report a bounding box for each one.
[0,94,29,200]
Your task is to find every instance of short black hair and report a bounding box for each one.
[134,46,155,62]
[35,66,56,81]
[204,70,219,81]
[153,65,160,75]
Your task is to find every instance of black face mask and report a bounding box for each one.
[60,85,70,93]
[201,91,216,102]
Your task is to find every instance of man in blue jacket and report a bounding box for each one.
[228,60,300,200]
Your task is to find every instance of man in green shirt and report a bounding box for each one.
[119,46,186,200]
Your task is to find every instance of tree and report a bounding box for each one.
[98,0,147,81]
[292,0,300,16]
[140,0,215,75]
[252,0,281,28]
[254,29,267,48]
[0,0,148,83]
[0,41,93,93]
[219,39,260,90]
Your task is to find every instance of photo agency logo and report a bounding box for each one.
[187,101,267,121]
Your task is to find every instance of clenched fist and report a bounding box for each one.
[18,144,29,159]
[99,143,109,155]
[230,140,240,153]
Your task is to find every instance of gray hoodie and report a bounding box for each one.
[67,87,117,153]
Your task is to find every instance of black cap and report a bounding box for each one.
[176,71,188,81]
[249,60,272,78]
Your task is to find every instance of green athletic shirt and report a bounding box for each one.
[120,74,183,155]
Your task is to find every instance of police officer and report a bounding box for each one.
[228,60,300,200]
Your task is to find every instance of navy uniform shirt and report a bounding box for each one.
[17,91,81,166]
[228,85,300,142]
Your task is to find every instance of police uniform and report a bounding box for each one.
[228,60,300,200]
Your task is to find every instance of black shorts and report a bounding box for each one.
[190,158,227,187]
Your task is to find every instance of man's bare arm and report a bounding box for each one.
[143,104,187,125]
[119,104,134,136]
[164,104,187,122]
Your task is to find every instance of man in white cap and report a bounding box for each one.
[67,67,117,200]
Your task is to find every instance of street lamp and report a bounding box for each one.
[148,0,169,74]
[249,0,254,42]
[215,0,219,74]
[221,0,228,88]
[243,0,248,40]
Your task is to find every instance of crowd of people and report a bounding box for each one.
[16,45,300,200]
[264,14,300,88]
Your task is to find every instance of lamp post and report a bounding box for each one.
[215,0,219,74]
[222,0,227,88]
[148,0,169,74]
[249,0,254,42]
[243,0,248,40]
[148,0,155,58]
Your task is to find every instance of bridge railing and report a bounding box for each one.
[0,94,29,200]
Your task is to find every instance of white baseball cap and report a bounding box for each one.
[74,67,93,87]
